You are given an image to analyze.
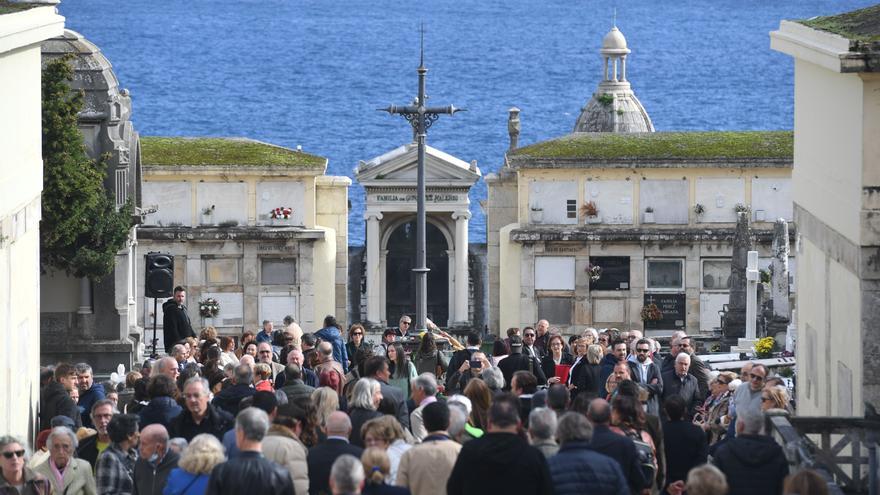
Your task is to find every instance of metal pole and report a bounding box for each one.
[151,297,159,359]
[413,63,429,332]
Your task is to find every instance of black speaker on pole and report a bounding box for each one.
[145,252,174,298]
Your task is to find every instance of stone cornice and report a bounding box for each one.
[0,5,64,55]
[138,226,325,241]
[509,226,795,243]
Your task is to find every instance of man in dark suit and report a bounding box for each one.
[586,398,647,494]
[628,338,664,416]
[498,335,547,390]
[363,356,410,429]
[162,286,195,354]
[661,353,702,421]
[307,411,364,495]
[662,395,707,491]
[660,333,710,400]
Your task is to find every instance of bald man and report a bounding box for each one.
[133,424,179,495]
[308,411,364,495]
[156,356,180,382]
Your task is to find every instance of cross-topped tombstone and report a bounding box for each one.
[379,31,463,332]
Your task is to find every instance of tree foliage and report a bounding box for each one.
[41,55,132,279]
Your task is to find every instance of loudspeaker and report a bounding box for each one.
[145,252,174,298]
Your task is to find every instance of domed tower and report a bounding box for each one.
[574,25,654,133]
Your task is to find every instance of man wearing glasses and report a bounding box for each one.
[732,363,767,423]
[628,338,663,416]
[661,333,711,399]
[396,315,412,337]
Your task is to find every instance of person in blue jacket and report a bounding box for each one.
[315,315,349,373]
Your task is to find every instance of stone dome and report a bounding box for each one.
[574,25,653,133]
[601,27,629,53]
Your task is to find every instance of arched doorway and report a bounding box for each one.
[385,220,449,327]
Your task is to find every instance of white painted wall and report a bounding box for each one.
[793,61,862,243]
[585,180,634,224]
[752,178,792,222]
[695,178,744,223]
[0,6,64,442]
[640,180,688,224]
[529,180,578,224]
[535,256,576,290]
[142,181,192,226]
[256,181,306,226]
[197,182,248,225]
[498,224,522,331]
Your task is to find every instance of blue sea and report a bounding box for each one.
[59,0,875,245]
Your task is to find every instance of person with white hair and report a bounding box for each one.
[527,408,558,458]
[0,435,52,494]
[330,454,365,495]
[409,373,439,441]
[661,353,702,420]
[205,407,292,494]
[164,434,224,495]
[33,427,96,494]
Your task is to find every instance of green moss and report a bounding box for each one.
[511,131,793,161]
[597,93,615,107]
[141,137,326,168]
[0,1,38,14]
[799,4,880,43]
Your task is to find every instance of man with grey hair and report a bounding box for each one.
[77,398,116,468]
[409,373,439,441]
[206,407,293,494]
[169,377,233,441]
[548,413,628,495]
[661,332,710,399]
[330,454,364,495]
[257,342,285,379]
[712,411,788,495]
[211,364,256,416]
[75,363,106,428]
[156,356,180,382]
[661,352,701,420]
[314,341,346,395]
[275,347,318,389]
[527,407,558,458]
[446,403,468,442]
[480,367,505,393]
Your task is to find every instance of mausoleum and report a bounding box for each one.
[486,26,796,336]
[354,142,481,330]
[137,137,349,342]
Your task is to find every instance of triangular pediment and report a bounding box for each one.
[356,143,481,187]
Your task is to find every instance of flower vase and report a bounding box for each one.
[643,212,655,224]
[530,209,543,224]
[587,216,601,224]
[271,217,290,226]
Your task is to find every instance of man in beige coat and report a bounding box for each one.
[34,427,97,495]
[262,411,309,495]
[396,402,461,495]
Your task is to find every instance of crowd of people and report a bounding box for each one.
[6,309,825,495]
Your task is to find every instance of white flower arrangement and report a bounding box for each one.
[199,298,220,318]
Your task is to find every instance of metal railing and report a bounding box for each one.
[766,411,879,495]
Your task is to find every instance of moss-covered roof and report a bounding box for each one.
[0,1,38,15]
[141,137,326,168]
[509,131,793,163]
[799,4,880,43]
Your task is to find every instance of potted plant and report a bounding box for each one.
[581,201,600,223]
[734,203,751,215]
[530,205,544,223]
[643,206,655,224]
[586,263,602,282]
[693,203,706,217]
[640,303,662,322]
[200,205,215,225]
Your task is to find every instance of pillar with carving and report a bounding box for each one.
[452,211,471,325]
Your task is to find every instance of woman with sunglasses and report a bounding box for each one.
[0,435,51,495]
[346,324,370,372]
[700,371,736,445]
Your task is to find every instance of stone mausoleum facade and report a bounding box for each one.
[138,137,349,342]
[486,26,796,337]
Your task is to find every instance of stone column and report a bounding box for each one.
[452,211,471,326]
[78,278,93,314]
[365,212,383,326]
